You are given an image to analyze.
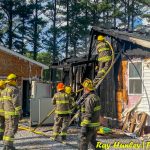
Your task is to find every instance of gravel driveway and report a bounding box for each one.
[0,126,146,150]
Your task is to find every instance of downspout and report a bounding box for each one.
[41,68,44,80]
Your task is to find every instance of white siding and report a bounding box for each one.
[136,59,150,125]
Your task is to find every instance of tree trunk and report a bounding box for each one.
[21,17,25,54]
[127,0,130,30]
[73,1,77,57]
[53,0,57,62]
[93,1,96,25]
[85,3,88,51]
[103,12,106,27]
[8,0,13,50]
[106,0,109,26]
[131,0,134,31]
[113,0,116,28]
[73,41,76,57]
[33,0,38,60]
[52,0,57,83]
[66,0,69,58]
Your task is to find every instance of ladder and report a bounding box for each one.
[69,50,122,126]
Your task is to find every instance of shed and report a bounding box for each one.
[0,45,49,116]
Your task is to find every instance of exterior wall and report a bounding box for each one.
[117,58,150,126]
[136,59,150,125]
[0,50,42,84]
[0,49,43,110]
[124,59,141,109]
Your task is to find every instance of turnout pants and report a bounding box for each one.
[0,116,4,140]
[3,116,19,147]
[93,50,112,86]
[79,128,99,150]
[53,114,70,138]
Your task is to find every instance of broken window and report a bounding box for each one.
[129,62,142,94]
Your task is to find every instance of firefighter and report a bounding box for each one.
[65,86,76,108]
[2,74,22,150]
[52,82,71,141]
[93,35,113,86]
[65,86,79,125]
[0,80,6,140]
[79,78,101,150]
[65,86,72,95]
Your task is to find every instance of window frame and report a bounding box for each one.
[128,60,143,95]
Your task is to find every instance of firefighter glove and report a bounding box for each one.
[95,65,99,71]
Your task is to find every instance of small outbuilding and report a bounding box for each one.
[0,45,49,116]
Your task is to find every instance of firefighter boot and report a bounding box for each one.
[0,136,3,140]
[50,135,58,141]
[61,135,66,141]
[3,145,6,150]
[79,144,88,150]
[4,145,16,150]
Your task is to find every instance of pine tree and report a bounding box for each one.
[57,0,70,58]
[137,0,150,6]
[0,7,7,45]
[42,0,58,62]
[26,0,47,60]
[0,0,23,49]
[119,0,145,30]
[14,0,32,54]
[137,0,150,23]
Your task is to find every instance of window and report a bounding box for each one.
[128,62,142,94]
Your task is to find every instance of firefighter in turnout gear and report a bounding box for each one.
[79,79,101,150]
[52,83,71,141]
[2,74,22,150]
[93,35,113,86]
[65,86,76,108]
[65,86,72,95]
[0,80,6,140]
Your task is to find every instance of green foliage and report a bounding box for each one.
[37,52,51,66]
[137,0,150,6]
[143,14,150,21]
[143,14,150,18]
[24,52,33,59]
[25,51,51,81]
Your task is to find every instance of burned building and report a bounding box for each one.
[51,27,150,130]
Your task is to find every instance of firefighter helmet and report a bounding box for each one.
[97,35,105,41]
[82,78,94,91]
[7,73,17,80]
[57,82,65,91]
[65,86,72,94]
[0,80,5,87]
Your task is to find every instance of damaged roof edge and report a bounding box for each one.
[0,45,49,69]
[124,48,150,57]
[92,26,150,49]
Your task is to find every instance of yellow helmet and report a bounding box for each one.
[7,73,17,80]
[82,78,94,91]
[97,35,105,41]
[65,86,72,94]
[0,80,5,87]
